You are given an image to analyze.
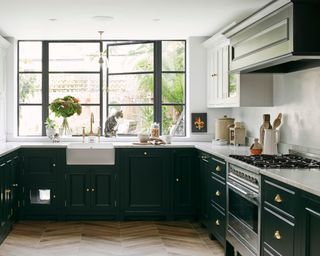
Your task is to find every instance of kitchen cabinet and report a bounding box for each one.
[207,156,226,246]
[0,152,19,243]
[65,165,117,218]
[119,149,170,219]
[300,193,320,256]
[261,177,299,256]
[20,148,65,219]
[172,148,197,217]
[199,151,209,227]
[203,32,273,108]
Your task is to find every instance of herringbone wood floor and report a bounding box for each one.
[0,221,224,256]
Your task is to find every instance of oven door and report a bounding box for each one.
[227,180,259,256]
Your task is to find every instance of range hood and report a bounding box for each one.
[224,0,320,73]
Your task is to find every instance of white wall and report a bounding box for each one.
[187,37,231,140]
[0,36,10,143]
[232,67,320,151]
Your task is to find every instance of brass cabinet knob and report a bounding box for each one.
[215,190,221,197]
[274,230,281,240]
[215,165,221,172]
[215,219,220,226]
[274,194,283,203]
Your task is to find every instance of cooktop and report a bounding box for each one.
[229,154,320,169]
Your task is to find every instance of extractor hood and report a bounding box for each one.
[223,0,320,73]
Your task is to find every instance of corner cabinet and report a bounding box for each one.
[203,30,273,108]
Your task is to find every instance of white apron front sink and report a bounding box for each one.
[66,142,115,165]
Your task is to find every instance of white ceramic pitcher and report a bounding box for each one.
[263,129,279,155]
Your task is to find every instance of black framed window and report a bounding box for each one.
[17,40,186,137]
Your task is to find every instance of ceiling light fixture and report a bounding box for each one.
[92,16,114,22]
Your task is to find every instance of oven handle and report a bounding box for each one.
[227,182,248,196]
[227,181,260,204]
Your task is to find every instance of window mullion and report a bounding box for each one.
[42,41,49,136]
[154,41,162,129]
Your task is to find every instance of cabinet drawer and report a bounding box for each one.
[209,175,226,210]
[264,179,296,217]
[262,207,294,256]
[208,203,226,244]
[208,156,226,181]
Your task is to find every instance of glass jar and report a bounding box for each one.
[151,122,160,138]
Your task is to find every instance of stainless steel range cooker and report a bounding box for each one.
[226,150,320,256]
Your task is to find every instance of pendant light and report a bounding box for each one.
[98,31,108,66]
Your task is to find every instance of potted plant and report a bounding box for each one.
[45,117,56,139]
[49,96,82,136]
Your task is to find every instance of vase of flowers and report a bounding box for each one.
[49,96,82,136]
[45,117,56,140]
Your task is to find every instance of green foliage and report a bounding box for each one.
[45,117,56,129]
[49,95,82,118]
[19,74,37,103]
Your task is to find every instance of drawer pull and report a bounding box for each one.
[52,163,56,167]
[12,184,18,187]
[176,178,179,182]
[215,166,221,172]
[86,188,90,192]
[274,230,281,240]
[91,188,95,192]
[274,194,283,203]
[215,190,221,197]
[53,195,56,199]
[144,152,147,156]
[215,219,220,226]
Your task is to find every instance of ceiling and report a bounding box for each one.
[0,0,270,40]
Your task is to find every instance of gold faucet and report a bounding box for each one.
[82,113,101,143]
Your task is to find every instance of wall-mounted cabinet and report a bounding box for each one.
[203,32,273,108]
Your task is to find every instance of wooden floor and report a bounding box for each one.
[0,221,224,256]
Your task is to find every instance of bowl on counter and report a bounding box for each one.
[138,133,150,143]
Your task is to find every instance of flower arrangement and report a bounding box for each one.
[49,96,82,135]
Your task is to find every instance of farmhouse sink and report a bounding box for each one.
[66,142,115,165]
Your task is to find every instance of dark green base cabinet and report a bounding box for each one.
[0,151,19,244]
[119,148,197,220]
[261,176,320,256]
[19,148,65,220]
[65,165,117,219]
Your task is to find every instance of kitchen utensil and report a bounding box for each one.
[250,138,263,155]
[215,115,235,142]
[263,129,279,155]
[260,114,272,144]
[272,113,282,130]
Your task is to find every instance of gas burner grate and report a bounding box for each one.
[229,154,320,169]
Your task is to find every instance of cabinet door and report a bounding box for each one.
[300,195,320,256]
[0,162,5,227]
[199,153,209,227]
[22,149,58,180]
[173,149,196,216]
[91,167,116,213]
[11,155,19,221]
[4,159,13,222]
[65,168,91,213]
[121,149,170,217]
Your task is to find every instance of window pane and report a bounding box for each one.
[162,41,185,71]
[108,106,153,136]
[162,105,185,136]
[162,73,185,104]
[19,42,42,72]
[108,74,154,104]
[49,74,100,104]
[19,106,42,136]
[50,105,100,136]
[49,43,100,71]
[19,74,42,104]
[108,43,154,73]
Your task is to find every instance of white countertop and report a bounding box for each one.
[1,141,320,197]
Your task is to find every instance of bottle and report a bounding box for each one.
[250,138,263,155]
[259,114,272,145]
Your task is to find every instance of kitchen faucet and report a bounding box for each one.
[82,112,101,143]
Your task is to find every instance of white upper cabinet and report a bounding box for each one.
[203,28,273,108]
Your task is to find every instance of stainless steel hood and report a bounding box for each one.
[224,0,320,73]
